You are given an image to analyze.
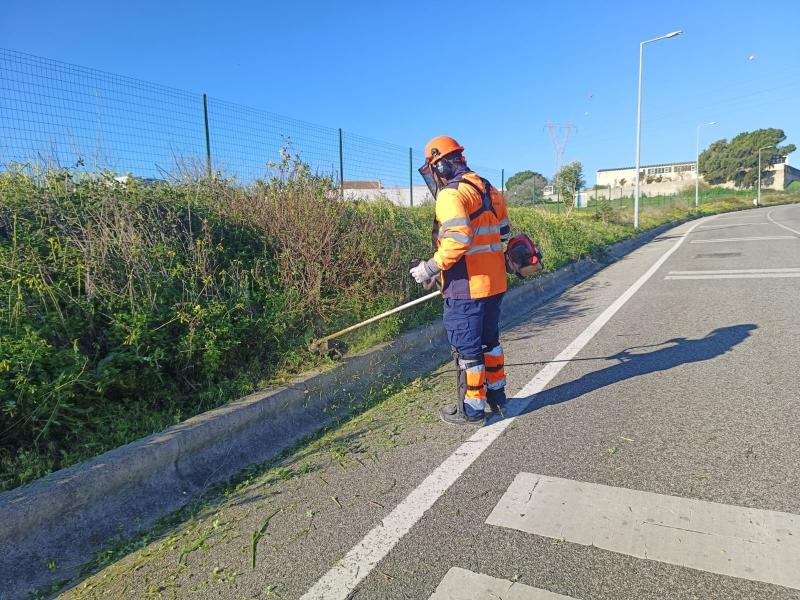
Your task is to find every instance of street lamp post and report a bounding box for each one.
[695,121,716,208]
[634,30,683,229]
[757,145,774,208]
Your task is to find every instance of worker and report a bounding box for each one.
[410,135,510,425]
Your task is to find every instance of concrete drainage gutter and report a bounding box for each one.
[0,218,685,598]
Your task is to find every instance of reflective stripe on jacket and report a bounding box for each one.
[432,171,510,299]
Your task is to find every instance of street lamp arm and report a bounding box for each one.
[641,30,684,45]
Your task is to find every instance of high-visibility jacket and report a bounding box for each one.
[432,171,510,299]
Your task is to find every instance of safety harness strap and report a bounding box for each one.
[448,175,497,221]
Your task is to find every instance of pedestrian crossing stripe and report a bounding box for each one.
[429,567,577,600]
[486,473,800,591]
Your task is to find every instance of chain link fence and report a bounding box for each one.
[0,48,504,205]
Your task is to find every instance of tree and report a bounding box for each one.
[504,171,549,205]
[555,161,585,214]
[699,128,796,189]
[506,170,542,190]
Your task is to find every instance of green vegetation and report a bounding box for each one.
[538,186,798,216]
[1,156,798,492]
[0,156,432,491]
[505,171,549,205]
[699,128,796,188]
[555,161,586,213]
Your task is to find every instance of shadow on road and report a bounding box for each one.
[505,324,757,419]
[502,280,606,343]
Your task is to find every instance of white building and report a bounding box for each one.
[540,185,593,207]
[596,161,697,197]
[596,156,800,197]
[342,180,433,206]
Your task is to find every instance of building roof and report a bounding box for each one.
[597,160,695,173]
[343,180,382,190]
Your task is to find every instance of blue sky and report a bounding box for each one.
[3,0,799,185]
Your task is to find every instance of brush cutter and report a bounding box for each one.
[311,235,545,357]
[310,289,441,357]
[311,259,441,357]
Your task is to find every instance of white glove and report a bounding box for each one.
[409,258,441,284]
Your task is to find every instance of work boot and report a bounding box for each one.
[485,400,505,418]
[486,388,507,418]
[439,403,484,426]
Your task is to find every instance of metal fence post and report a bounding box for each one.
[338,128,344,199]
[501,168,505,192]
[409,147,414,207]
[532,176,536,206]
[202,94,212,177]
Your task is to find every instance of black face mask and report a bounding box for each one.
[434,157,457,181]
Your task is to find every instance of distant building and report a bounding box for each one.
[342,180,433,206]
[596,156,800,197]
[342,180,382,191]
[596,161,697,197]
[745,155,800,190]
[540,184,592,207]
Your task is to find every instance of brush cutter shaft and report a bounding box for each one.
[314,291,441,347]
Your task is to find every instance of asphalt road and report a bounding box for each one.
[61,204,800,600]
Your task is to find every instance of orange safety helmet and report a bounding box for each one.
[424,135,464,165]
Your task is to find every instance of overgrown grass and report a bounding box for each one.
[529,186,793,214]
[1,158,797,492]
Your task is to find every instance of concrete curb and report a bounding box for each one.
[0,218,686,598]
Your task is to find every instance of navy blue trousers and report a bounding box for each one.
[442,293,504,416]
[442,293,504,356]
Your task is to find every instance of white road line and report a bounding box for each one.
[666,268,800,280]
[668,268,800,275]
[690,236,795,244]
[429,567,577,600]
[665,273,800,280]
[486,473,800,590]
[697,223,768,228]
[767,209,800,236]
[299,217,708,600]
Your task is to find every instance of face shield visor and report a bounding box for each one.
[420,150,465,197]
[419,161,440,197]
